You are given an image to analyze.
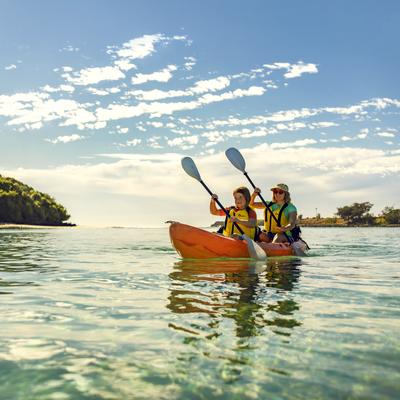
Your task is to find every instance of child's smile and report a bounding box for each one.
[234,193,246,210]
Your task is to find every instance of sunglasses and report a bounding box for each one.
[272,189,285,195]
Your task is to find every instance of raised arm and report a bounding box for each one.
[249,188,264,209]
[209,194,226,216]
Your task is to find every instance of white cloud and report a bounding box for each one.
[0,30,398,144]
[131,65,177,84]
[264,61,318,78]
[270,138,318,148]
[208,108,319,128]
[191,76,230,94]
[284,62,318,78]
[376,132,395,138]
[276,122,307,131]
[95,86,265,124]
[59,45,80,52]
[203,131,225,146]
[147,136,163,149]
[170,128,191,135]
[125,138,141,146]
[202,128,268,142]
[198,86,265,105]
[5,64,17,70]
[263,62,290,70]
[87,88,111,96]
[126,76,230,101]
[117,127,129,134]
[4,146,399,227]
[184,56,196,70]
[87,87,121,96]
[110,34,166,60]
[0,92,49,118]
[147,121,163,128]
[95,100,199,122]
[113,59,137,71]
[58,105,97,129]
[310,122,338,129]
[0,92,97,131]
[46,134,84,144]
[41,84,75,93]
[324,105,363,115]
[167,135,199,149]
[127,88,188,101]
[204,98,400,131]
[63,66,125,86]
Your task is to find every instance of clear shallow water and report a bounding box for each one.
[0,227,399,399]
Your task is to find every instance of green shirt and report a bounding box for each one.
[264,202,297,235]
[268,202,297,219]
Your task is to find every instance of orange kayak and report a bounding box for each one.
[169,222,301,259]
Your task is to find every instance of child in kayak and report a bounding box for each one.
[250,183,297,243]
[210,186,257,239]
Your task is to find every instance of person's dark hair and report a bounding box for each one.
[233,186,251,206]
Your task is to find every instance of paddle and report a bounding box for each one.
[181,156,267,261]
[225,147,303,254]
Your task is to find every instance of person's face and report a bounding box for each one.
[272,189,286,201]
[234,192,246,209]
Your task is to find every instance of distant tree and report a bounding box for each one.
[0,175,70,225]
[381,207,400,225]
[336,202,374,225]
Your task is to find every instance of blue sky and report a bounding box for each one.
[1,0,399,226]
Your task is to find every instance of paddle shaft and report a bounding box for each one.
[199,180,245,235]
[243,172,292,241]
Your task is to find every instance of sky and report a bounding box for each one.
[1,0,399,227]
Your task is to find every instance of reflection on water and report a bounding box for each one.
[167,258,302,341]
[0,230,59,293]
[0,231,57,270]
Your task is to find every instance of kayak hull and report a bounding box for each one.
[169,222,298,259]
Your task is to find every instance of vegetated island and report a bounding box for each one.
[0,174,75,229]
[211,202,400,228]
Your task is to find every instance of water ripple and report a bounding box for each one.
[0,227,399,399]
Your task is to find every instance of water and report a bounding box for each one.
[0,226,399,399]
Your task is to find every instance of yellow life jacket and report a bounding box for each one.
[264,202,291,235]
[223,207,256,239]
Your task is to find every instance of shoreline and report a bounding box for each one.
[0,223,77,229]
[1,223,399,230]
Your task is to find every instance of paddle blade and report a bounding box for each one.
[181,157,201,181]
[242,235,267,261]
[225,147,246,172]
[291,241,308,257]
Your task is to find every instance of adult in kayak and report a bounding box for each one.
[210,186,257,240]
[250,183,298,243]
